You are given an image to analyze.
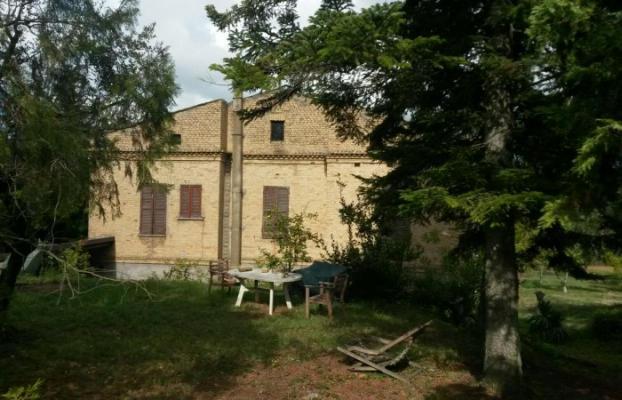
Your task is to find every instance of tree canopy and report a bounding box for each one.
[0,0,178,322]
[207,0,622,395]
[0,0,178,245]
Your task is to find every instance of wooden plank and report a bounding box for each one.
[337,347,409,384]
[376,320,433,354]
[346,320,434,356]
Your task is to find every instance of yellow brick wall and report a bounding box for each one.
[88,156,225,264]
[239,158,388,263]
[112,100,228,152]
[232,96,366,156]
[90,96,392,271]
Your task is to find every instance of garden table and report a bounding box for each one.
[229,268,302,316]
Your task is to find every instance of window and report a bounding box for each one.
[171,133,182,145]
[140,186,167,235]
[179,185,202,219]
[262,186,289,239]
[270,121,284,142]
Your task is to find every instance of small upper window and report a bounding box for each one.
[270,121,284,142]
[171,133,182,145]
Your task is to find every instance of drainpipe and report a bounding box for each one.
[230,94,244,267]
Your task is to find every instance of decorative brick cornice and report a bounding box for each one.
[244,152,369,160]
[116,151,227,161]
[115,150,370,161]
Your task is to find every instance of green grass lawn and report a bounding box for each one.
[519,266,622,399]
[1,268,621,399]
[1,279,445,399]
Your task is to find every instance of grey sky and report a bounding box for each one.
[129,1,387,110]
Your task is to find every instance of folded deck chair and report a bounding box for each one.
[337,320,433,383]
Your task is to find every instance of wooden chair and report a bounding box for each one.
[337,320,433,383]
[208,259,237,294]
[305,272,349,320]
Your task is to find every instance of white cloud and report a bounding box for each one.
[107,0,395,109]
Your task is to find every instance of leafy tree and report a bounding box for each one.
[206,0,622,395]
[0,0,178,325]
[259,211,321,273]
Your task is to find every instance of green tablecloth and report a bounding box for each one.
[296,261,347,287]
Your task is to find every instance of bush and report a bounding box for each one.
[592,312,622,341]
[411,253,483,325]
[322,197,415,299]
[163,259,205,281]
[528,291,568,343]
[324,235,413,299]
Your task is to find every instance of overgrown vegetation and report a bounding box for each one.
[2,267,621,399]
[411,253,484,326]
[0,0,177,324]
[528,291,568,344]
[163,259,205,281]
[323,197,415,299]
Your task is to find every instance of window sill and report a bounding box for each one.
[139,234,166,238]
[177,217,204,221]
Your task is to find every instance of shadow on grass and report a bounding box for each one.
[0,280,283,399]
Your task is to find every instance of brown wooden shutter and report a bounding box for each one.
[140,187,154,234]
[180,185,190,218]
[180,185,201,218]
[191,186,202,218]
[262,186,289,239]
[152,189,167,235]
[276,187,289,215]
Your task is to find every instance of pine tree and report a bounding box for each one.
[206,0,622,395]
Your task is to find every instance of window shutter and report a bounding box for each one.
[180,185,190,218]
[191,186,202,218]
[276,187,289,215]
[180,185,201,218]
[140,187,154,235]
[262,186,289,239]
[152,189,167,235]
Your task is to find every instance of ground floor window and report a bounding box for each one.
[140,186,167,235]
[179,185,202,219]
[262,186,289,239]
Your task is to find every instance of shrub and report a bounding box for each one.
[528,291,568,343]
[163,259,205,281]
[259,211,322,273]
[592,312,622,341]
[324,235,413,299]
[322,197,416,299]
[411,253,483,325]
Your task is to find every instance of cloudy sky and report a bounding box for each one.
[126,1,387,110]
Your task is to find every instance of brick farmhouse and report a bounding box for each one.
[88,96,391,278]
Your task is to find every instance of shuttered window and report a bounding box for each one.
[140,186,167,235]
[180,185,202,219]
[262,186,289,239]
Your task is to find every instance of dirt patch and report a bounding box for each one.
[197,353,485,400]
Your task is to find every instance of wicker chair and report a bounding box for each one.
[305,272,349,320]
[208,259,237,294]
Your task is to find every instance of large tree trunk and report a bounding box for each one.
[483,221,522,397]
